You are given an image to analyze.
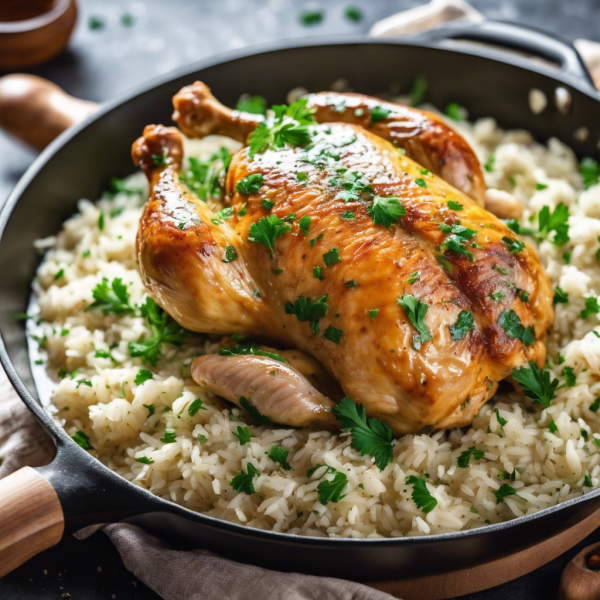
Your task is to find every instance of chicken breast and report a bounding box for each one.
[132,85,554,435]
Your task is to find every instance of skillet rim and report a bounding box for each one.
[2,35,600,548]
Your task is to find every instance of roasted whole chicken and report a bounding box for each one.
[132,83,553,435]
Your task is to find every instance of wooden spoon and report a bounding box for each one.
[558,541,600,600]
[0,74,98,150]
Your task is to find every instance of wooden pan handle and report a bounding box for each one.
[558,541,600,600]
[0,74,99,151]
[0,466,64,577]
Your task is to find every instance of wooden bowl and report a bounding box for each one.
[0,0,77,70]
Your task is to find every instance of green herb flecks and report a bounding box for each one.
[239,396,273,424]
[457,447,485,468]
[285,295,329,333]
[397,295,431,350]
[512,361,558,408]
[449,310,474,341]
[498,309,535,347]
[268,445,291,470]
[218,341,286,363]
[86,278,134,314]
[247,214,292,257]
[230,463,260,494]
[406,475,437,513]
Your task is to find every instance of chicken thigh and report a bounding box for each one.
[132,84,553,435]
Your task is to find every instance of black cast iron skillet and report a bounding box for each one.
[1,20,600,584]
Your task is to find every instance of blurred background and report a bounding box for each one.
[1,1,600,599]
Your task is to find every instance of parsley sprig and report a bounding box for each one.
[86,278,134,314]
[439,221,477,261]
[230,463,260,494]
[512,361,559,408]
[498,309,535,347]
[248,214,292,257]
[406,475,437,513]
[333,398,394,470]
[285,295,329,333]
[457,446,485,468]
[179,148,231,201]
[317,469,348,504]
[397,295,431,350]
[248,98,315,158]
[367,196,407,227]
[580,157,600,190]
[538,204,570,247]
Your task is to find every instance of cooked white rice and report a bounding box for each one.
[30,106,600,538]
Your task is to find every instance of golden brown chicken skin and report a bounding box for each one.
[172,82,486,204]
[133,89,553,435]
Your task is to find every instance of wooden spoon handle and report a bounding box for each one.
[0,74,98,151]
[0,466,64,577]
[558,540,600,600]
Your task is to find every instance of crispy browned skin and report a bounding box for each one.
[172,82,486,204]
[133,88,553,435]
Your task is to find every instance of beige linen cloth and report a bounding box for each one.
[0,372,396,600]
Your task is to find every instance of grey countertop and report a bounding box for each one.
[2,0,600,598]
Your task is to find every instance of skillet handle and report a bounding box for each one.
[0,74,99,151]
[0,466,64,577]
[557,541,600,600]
[414,20,597,91]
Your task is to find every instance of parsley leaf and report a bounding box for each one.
[160,430,177,444]
[248,98,315,158]
[86,278,134,314]
[323,248,340,266]
[313,266,323,280]
[502,236,525,254]
[236,173,264,195]
[134,369,153,386]
[406,475,437,513]
[491,291,505,302]
[493,408,508,437]
[324,325,343,344]
[233,425,251,445]
[222,246,238,263]
[235,94,267,115]
[580,157,600,190]
[370,105,391,123]
[397,295,431,350]
[188,398,207,416]
[298,215,311,235]
[230,463,260,494]
[497,309,535,347]
[439,221,477,261]
[179,148,230,201]
[268,445,291,470]
[538,204,570,246]
[369,308,379,320]
[409,76,427,106]
[341,210,355,219]
[128,297,186,365]
[239,396,273,424]
[248,214,292,256]
[494,483,518,504]
[581,296,600,320]
[285,295,328,333]
[512,361,559,408]
[217,341,286,363]
[135,457,154,465]
[143,403,155,418]
[553,286,569,305]
[408,271,420,284]
[333,397,393,470]
[449,310,474,341]
[590,398,600,412]
[317,470,348,504]
[71,430,93,450]
[563,366,577,387]
[367,195,406,227]
[457,446,485,468]
[444,102,464,121]
[507,219,535,236]
[448,200,463,211]
[484,154,495,173]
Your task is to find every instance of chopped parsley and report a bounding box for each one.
[448,200,463,211]
[248,98,315,158]
[298,215,311,235]
[491,291,505,302]
[538,203,570,247]
[507,219,535,236]
[239,396,273,424]
[247,214,292,257]
[581,296,600,320]
[484,154,495,173]
[590,398,600,412]
[324,325,343,344]
[323,248,341,266]
[344,6,363,22]
[512,361,559,408]
[134,369,153,386]
[317,470,348,504]
[218,341,286,363]
[129,298,186,365]
[449,310,475,341]
[444,102,464,121]
[71,430,93,450]
[409,76,427,106]
[341,210,355,219]
[345,280,358,288]
[457,446,485,468]
[563,366,577,387]
[415,178,427,188]
[313,266,323,280]
[369,309,380,320]
[536,182,548,190]
[370,105,391,123]
[333,170,373,202]
[285,295,329,333]
[406,475,437,513]
[492,265,510,276]
[439,221,477,261]
[584,474,593,487]
[233,426,251,445]
[299,10,323,26]
[493,408,508,437]
[230,463,260,494]
[261,199,275,211]
[236,173,264,195]
[235,94,267,115]
[397,295,431,350]
[188,398,207,416]
[502,236,525,254]
[408,271,420,284]
[333,397,393,470]
[268,445,291,470]
[86,278,134,314]
[160,431,177,444]
[222,246,238,263]
[310,233,324,248]
[549,419,558,433]
[135,457,154,465]
[580,157,600,189]
[519,290,529,302]
[179,148,230,201]
[143,403,155,418]
[367,196,406,227]
[494,483,518,504]
[497,309,535,347]
[54,268,65,281]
